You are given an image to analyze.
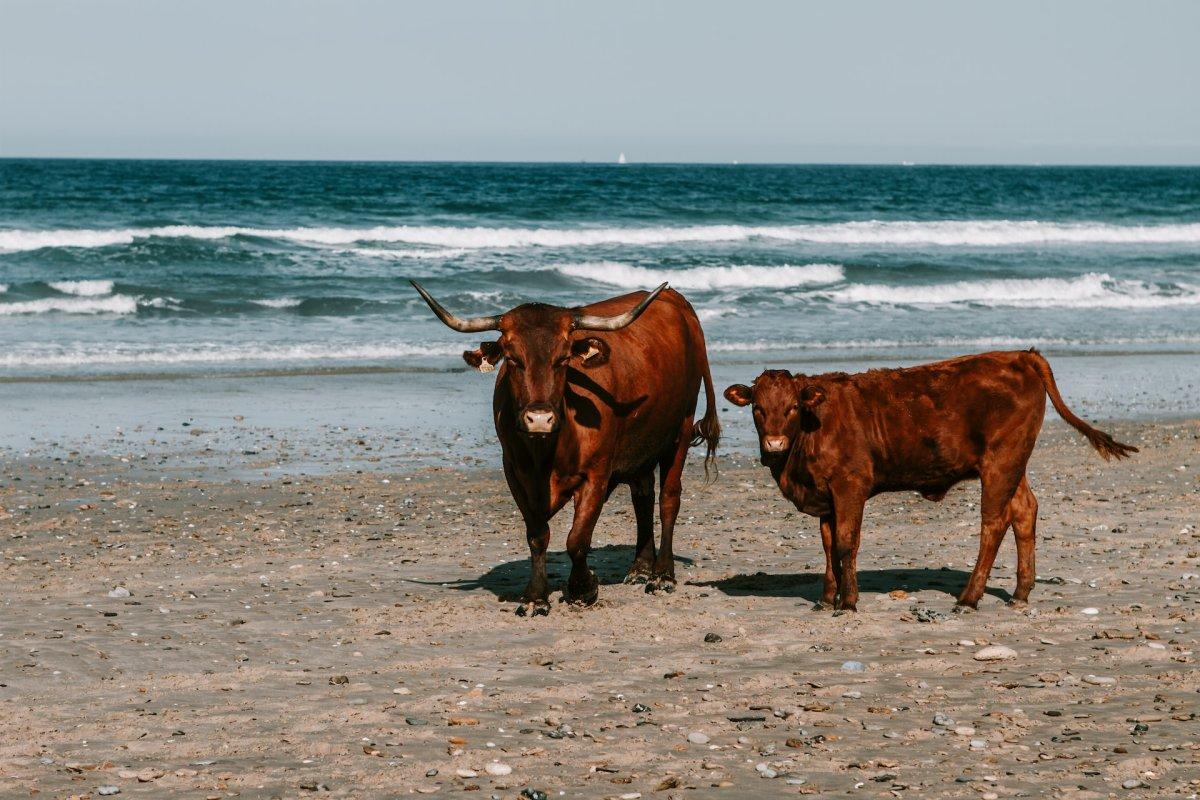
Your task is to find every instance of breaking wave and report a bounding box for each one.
[47,279,116,296]
[556,262,845,290]
[816,273,1200,309]
[0,295,140,315]
[6,219,1200,253]
[0,341,461,368]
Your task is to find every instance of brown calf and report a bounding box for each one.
[724,350,1136,611]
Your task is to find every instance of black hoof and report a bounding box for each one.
[952,602,976,614]
[623,571,651,585]
[645,577,677,595]
[812,601,834,612]
[516,600,550,617]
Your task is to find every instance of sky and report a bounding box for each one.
[1,0,1198,164]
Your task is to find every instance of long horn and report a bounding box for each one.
[573,282,668,332]
[410,280,502,333]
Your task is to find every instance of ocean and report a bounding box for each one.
[1,159,1199,375]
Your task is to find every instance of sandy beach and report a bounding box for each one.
[2,414,1197,798]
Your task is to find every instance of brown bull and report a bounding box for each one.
[724,349,1136,612]
[412,281,720,615]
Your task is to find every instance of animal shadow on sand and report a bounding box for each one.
[689,567,1012,605]
[421,544,694,601]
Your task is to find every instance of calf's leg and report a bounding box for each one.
[832,495,866,611]
[564,480,607,605]
[624,473,657,584]
[1009,476,1038,604]
[957,465,1023,610]
[816,514,838,610]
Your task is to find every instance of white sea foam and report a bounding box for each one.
[0,284,7,294]
[250,297,303,309]
[0,341,460,368]
[6,220,1200,253]
[342,246,472,260]
[0,295,140,315]
[556,262,845,290]
[815,273,1200,309]
[47,279,115,296]
[707,334,1200,353]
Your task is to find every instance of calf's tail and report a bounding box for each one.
[1026,349,1138,461]
[690,353,722,482]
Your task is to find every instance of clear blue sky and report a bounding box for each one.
[2,0,1198,163]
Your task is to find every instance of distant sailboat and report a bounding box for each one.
[617,152,627,165]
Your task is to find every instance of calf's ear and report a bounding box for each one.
[723,384,753,407]
[570,336,611,366]
[463,340,503,372]
[800,385,826,408]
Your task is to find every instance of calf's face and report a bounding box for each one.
[725,370,826,462]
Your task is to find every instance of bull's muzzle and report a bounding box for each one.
[762,435,790,453]
[521,403,558,435]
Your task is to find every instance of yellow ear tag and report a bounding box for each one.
[478,361,495,373]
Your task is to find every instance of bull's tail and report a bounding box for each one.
[1025,349,1138,461]
[690,353,722,482]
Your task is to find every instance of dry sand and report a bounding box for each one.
[1,420,1198,798]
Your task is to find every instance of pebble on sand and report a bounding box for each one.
[96,788,121,797]
[484,762,512,776]
[841,660,866,672]
[687,731,710,744]
[107,587,130,599]
[1084,674,1117,685]
[973,645,1017,661]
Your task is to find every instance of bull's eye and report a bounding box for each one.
[553,356,569,368]
[788,404,799,414]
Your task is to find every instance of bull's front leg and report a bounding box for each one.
[564,479,607,606]
[516,520,552,616]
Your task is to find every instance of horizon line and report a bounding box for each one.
[3,155,1200,168]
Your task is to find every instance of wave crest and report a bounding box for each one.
[556,262,845,290]
[817,273,1200,309]
[6,220,1200,253]
[48,279,115,296]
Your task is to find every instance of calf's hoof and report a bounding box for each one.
[1006,597,1029,609]
[812,600,835,612]
[645,576,676,595]
[515,600,550,617]
[952,601,977,614]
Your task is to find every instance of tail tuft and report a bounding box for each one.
[1081,428,1139,461]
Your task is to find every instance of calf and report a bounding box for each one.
[724,350,1136,611]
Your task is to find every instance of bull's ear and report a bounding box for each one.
[570,336,610,366]
[724,384,753,407]
[800,384,826,408]
[463,340,503,373]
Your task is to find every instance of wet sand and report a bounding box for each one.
[1,419,1199,798]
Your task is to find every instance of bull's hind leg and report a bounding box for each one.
[956,464,1023,611]
[647,424,692,594]
[624,473,657,584]
[564,479,607,606]
[1009,476,1038,605]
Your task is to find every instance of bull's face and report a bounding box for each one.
[410,281,667,439]
[725,371,825,463]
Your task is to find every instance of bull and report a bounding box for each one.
[412,281,720,615]
[724,349,1136,611]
